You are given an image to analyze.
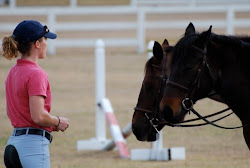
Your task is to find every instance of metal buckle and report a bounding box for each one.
[182,98,194,111]
[145,113,160,134]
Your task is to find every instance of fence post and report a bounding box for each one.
[130,0,136,7]
[47,12,56,55]
[189,0,196,7]
[226,6,234,35]
[70,0,77,8]
[137,9,145,53]
[0,0,5,5]
[9,0,15,8]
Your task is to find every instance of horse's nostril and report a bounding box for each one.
[162,105,174,121]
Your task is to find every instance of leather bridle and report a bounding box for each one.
[166,46,208,112]
[164,45,246,129]
[134,45,245,133]
[134,53,168,133]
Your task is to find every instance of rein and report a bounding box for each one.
[190,107,244,129]
[161,108,234,128]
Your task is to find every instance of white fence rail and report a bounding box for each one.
[131,0,250,7]
[0,6,250,55]
[4,0,250,8]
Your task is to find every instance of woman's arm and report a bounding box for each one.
[29,95,69,131]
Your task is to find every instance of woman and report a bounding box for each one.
[2,20,70,168]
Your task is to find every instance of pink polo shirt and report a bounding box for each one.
[5,59,52,132]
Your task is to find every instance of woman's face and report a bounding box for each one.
[38,37,48,59]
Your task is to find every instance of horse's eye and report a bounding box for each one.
[185,60,201,71]
[184,64,195,71]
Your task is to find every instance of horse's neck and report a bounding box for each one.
[207,44,249,115]
[238,36,250,43]
[208,42,249,75]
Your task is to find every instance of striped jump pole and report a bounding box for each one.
[104,122,132,151]
[98,98,130,159]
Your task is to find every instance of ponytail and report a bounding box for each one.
[2,35,19,60]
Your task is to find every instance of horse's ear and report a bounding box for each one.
[162,39,169,46]
[185,22,195,36]
[153,41,163,62]
[162,39,170,52]
[199,25,212,46]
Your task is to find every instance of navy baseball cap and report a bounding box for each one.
[12,20,57,43]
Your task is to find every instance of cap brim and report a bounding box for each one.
[44,32,57,39]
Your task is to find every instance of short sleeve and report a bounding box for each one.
[27,69,49,98]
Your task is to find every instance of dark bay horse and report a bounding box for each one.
[159,23,250,149]
[132,38,226,142]
[132,39,172,141]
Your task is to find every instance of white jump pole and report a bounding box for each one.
[77,39,111,151]
[77,39,131,159]
[95,39,106,141]
[130,40,186,161]
[147,40,154,59]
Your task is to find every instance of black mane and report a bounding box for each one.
[171,33,199,69]
[171,31,250,70]
[211,33,250,48]
[210,33,250,71]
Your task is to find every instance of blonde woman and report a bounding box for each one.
[2,20,70,168]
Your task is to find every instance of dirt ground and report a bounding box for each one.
[0,46,250,167]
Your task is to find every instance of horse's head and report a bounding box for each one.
[132,39,172,141]
[160,23,215,123]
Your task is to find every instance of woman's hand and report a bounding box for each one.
[56,117,69,132]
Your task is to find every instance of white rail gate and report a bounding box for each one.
[1,6,250,55]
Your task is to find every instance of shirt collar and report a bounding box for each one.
[17,59,38,66]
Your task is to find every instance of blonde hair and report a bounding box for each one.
[2,35,19,60]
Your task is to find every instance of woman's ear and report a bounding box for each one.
[34,40,40,49]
